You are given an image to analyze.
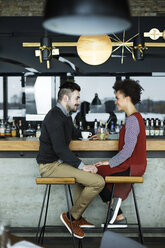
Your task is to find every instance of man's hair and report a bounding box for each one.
[113,79,144,105]
[58,81,81,101]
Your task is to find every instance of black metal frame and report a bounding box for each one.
[35,184,83,248]
[103,183,144,244]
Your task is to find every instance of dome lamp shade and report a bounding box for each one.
[43,0,131,35]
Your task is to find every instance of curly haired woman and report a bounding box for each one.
[94,79,147,228]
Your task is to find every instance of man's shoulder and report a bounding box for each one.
[44,106,64,122]
[47,106,61,115]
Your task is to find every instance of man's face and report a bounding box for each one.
[66,90,80,112]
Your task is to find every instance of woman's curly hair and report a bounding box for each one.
[113,79,144,105]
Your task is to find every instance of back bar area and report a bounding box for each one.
[0,1,165,248]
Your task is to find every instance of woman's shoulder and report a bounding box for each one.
[126,114,140,128]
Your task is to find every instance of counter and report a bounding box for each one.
[0,138,165,151]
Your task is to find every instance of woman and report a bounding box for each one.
[94,79,147,227]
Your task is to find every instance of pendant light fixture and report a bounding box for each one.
[91,93,101,105]
[43,0,131,35]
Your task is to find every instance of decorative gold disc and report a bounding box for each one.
[77,35,112,65]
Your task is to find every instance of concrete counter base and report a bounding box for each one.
[0,157,164,230]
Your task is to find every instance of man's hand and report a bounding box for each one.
[90,134,98,140]
[82,164,98,174]
[94,160,109,167]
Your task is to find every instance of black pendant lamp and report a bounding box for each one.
[43,0,131,35]
[91,93,101,105]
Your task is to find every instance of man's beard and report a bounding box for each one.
[66,104,78,113]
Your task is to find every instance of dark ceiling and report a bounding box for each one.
[0,16,165,76]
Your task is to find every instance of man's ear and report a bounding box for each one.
[63,94,69,102]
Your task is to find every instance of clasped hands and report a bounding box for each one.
[82,160,109,174]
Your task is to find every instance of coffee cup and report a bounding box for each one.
[81,131,92,140]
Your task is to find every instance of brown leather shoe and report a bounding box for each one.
[60,212,84,239]
[78,217,95,228]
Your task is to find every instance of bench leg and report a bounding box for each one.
[64,185,77,248]
[103,183,115,232]
[36,184,51,244]
[132,184,144,244]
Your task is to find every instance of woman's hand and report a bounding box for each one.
[94,160,109,167]
[82,164,98,174]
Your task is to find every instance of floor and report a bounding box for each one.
[25,236,165,248]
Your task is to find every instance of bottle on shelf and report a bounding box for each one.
[25,122,35,137]
[36,124,41,138]
[11,119,17,137]
[87,125,90,131]
[18,120,23,138]
[105,122,109,135]
[154,118,160,136]
[115,121,120,134]
[98,120,106,140]
[79,121,83,131]
[73,119,78,129]
[5,122,11,137]
[149,118,155,136]
[0,120,6,137]
[94,119,98,134]
[159,120,164,136]
[145,118,150,136]
[97,120,101,139]
[110,121,115,134]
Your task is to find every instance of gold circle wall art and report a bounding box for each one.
[76,35,112,65]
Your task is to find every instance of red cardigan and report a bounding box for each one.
[97,112,147,200]
[118,112,147,176]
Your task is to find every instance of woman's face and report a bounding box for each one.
[115,90,128,112]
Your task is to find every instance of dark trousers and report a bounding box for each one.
[99,168,130,214]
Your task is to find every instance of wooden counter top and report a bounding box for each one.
[0,138,165,151]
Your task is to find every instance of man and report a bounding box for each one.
[36,81,105,239]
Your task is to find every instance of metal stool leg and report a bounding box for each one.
[132,184,144,244]
[36,184,49,242]
[40,184,51,244]
[103,183,116,232]
[64,185,77,248]
[78,239,83,248]
[67,185,83,248]
[68,184,74,206]
[36,184,51,244]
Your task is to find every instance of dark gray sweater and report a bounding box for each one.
[36,105,82,167]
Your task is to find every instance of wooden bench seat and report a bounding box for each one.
[105,176,143,184]
[36,177,76,185]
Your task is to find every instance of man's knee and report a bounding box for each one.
[97,175,105,189]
